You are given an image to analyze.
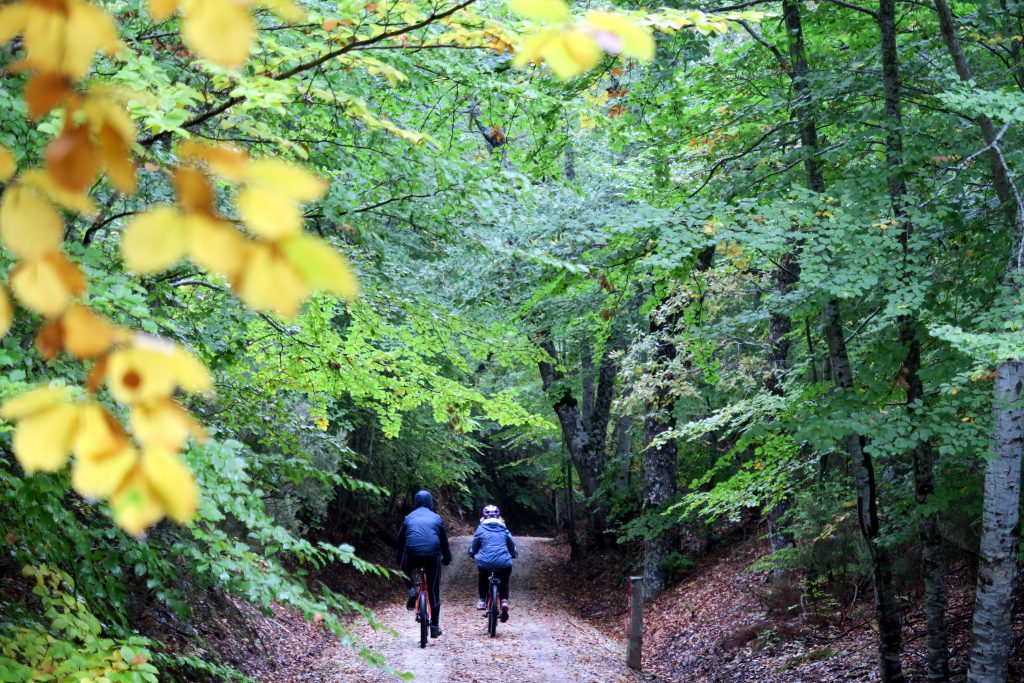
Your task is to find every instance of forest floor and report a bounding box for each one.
[578,530,1024,683]
[327,535,643,682]
[194,527,1024,682]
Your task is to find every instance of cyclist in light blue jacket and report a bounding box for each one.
[467,504,518,619]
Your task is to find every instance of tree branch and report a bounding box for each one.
[140,0,478,147]
[171,279,319,348]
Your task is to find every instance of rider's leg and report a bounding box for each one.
[477,569,488,600]
[497,567,512,601]
[425,556,442,627]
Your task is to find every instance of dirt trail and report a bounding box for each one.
[331,536,642,683]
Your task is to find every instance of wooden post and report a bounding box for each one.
[627,575,643,670]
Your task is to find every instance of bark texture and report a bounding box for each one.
[930,3,1024,678]
[968,362,1024,683]
[761,0,816,558]
[776,2,906,678]
[539,339,615,535]
[877,0,948,675]
[642,246,714,600]
[822,300,905,683]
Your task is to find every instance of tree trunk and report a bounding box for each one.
[757,2,906,676]
[565,453,578,553]
[613,413,632,493]
[822,301,905,682]
[642,399,675,600]
[930,3,1024,678]
[902,329,949,681]
[762,0,817,558]
[969,361,1024,682]
[877,0,949,675]
[538,338,615,535]
[642,247,714,600]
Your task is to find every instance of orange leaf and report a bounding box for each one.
[25,73,72,119]
[98,123,136,194]
[45,125,99,193]
[174,167,214,215]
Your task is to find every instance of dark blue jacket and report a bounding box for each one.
[396,491,451,564]
[468,519,518,570]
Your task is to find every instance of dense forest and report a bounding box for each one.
[2,0,1024,681]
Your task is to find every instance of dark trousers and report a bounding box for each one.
[477,567,512,601]
[403,554,442,626]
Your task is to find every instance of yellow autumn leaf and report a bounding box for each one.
[106,337,212,405]
[121,207,187,274]
[142,447,199,524]
[1,386,72,420]
[237,242,309,317]
[245,159,328,202]
[0,0,120,79]
[9,253,86,318]
[148,0,181,22]
[236,188,303,239]
[178,141,249,181]
[508,0,571,23]
[111,467,165,536]
[0,286,11,338]
[261,0,306,22]
[0,185,64,260]
[0,145,14,181]
[21,169,97,215]
[516,29,601,79]
[72,445,137,499]
[585,12,655,61]
[281,235,359,299]
[73,403,128,462]
[167,344,214,395]
[185,214,246,276]
[181,0,255,69]
[61,305,124,359]
[64,0,122,79]
[4,392,80,473]
[130,399,206,451]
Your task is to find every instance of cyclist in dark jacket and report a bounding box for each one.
[468,504,518,620]
[396,490,451,638]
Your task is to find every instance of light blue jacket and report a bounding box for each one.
[468,519,518,570]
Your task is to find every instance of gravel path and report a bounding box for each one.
[331,536,642,682]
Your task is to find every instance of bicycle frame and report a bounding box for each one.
[415,566,432,647]
[416,567,432,620]
[485,571,500,637]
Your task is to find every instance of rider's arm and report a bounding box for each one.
[469,529,481,557]
[506,531,518,559]
[438,518,452,564]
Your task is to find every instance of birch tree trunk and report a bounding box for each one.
[929,2,1024,678]
[969,362,1024,682]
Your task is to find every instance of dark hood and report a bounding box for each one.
[413,490,434,511]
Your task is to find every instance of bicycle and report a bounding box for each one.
[484,571,501,638]
[413,566,432,648]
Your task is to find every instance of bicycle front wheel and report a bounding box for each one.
[487,585,498,638]
[419,595,429,648]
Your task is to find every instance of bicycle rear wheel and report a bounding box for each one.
[487,584,498,638]
[418,594,429,648]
